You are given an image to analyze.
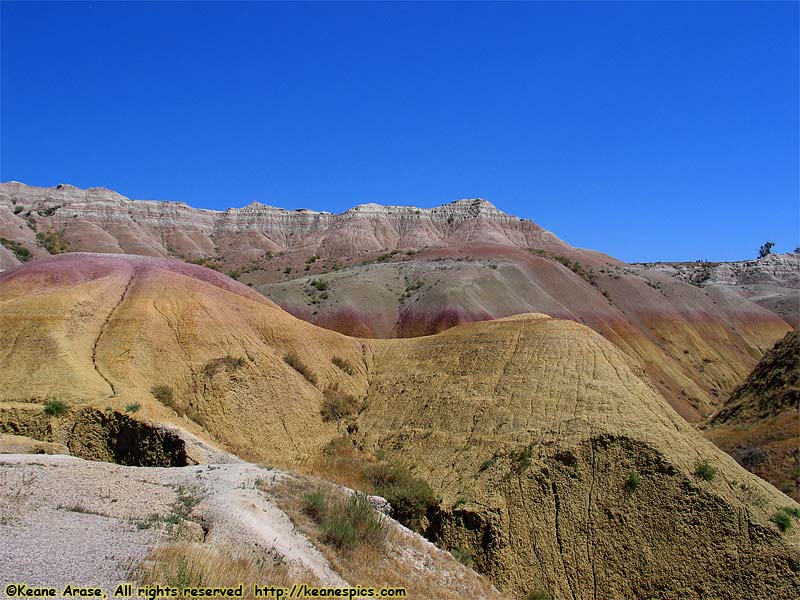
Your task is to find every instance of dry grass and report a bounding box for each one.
[284,352,318,385]
[135,541,317,593]
[288,438,437,530]
[268,479,507,600]
[320,386,360,422]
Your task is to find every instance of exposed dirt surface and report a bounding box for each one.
[0,454,502,599]
[1,254,798,599]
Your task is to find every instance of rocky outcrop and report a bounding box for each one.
[639,254,800,326]
[0,181,600,270]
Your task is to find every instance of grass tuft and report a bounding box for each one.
[771,506,800,532]
[331,356,354,375]
[301,487,386,552]
[450,546,473,567]
[151,384,175,406]
[43,399,68,417]
[694,459,717,481]
[284,352,317,385]
[320,386,360,422]
[125,403,141,413]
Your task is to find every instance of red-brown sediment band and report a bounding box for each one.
[0,253,277,307]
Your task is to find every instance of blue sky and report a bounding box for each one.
[2,1,797,262]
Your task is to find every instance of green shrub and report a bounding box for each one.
[125,403,141,413]
[771,506,800,532]
[43,399,68,417]
[510,444,534,472]
[309,278,329,291]
[331,356,354,375]
[35,230,69,254]
[284,352,317,385]
[321,386,360,422]
[365,462,437,529]
[625,472,642,493]
[305,255,319,264]
[451,545,473,567]
[0,237,32,262]
[694,459,717,481]
[151,384,175,406]
[283,266,292,274]
[227,269,241,280]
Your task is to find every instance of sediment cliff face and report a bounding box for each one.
[0,182,793,422]
[0,181,594,269]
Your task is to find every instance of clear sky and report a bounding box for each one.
[1,1,797,262]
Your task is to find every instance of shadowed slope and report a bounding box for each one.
[704,328,800,500]
[1,254,798,600]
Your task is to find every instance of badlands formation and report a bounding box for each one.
[1,252,799,599]
[1,182,796,424]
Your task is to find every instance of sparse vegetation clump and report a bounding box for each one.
[302,488,327,521]
[125,403,141,413]
[530,249,594,284]
[309,278,329,291]
[302,487,387,551]
[450,545,473,567]
[203,355,245,376]
[510,444,534,472]
[365,462,438,530]
[376,249,401,262]
[331,356,354,375]
[321,386,360,422]
[771,506,800,532]
[0,237,32,262]
[299,439,439,533]
[151,384,175,406]
[187,256,223,271]
[35,230,70,254]
[694,459,717,481]
[43,398,68,417]
[625,472,642,493]
[284,352,317,385]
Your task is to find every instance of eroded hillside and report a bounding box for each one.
[1,182,792,422]
[704,328,800,500]
[1,254,798,600]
